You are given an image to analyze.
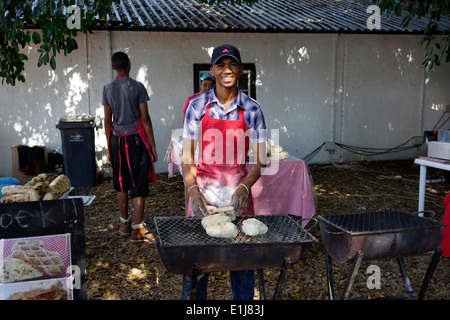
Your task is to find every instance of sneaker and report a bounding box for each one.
[131,223,155,242]
[119,216,132,236]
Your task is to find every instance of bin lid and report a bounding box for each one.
[56,115,95,129]
[0,177,19,185]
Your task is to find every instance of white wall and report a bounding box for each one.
[0,31,449,178]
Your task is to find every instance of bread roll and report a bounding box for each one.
[49,175,71,193]
[43,192,63,200]
[25,174,48,186]
[201,213,231,229]
[269,153,281,161]
[29,182,51,201]
[219,205,236,221]
[1,193,31,203]
[205,222,238,238]
[205,205,222,216]
[279,150,289,160]
[2,256,44,283]
[242,218,268,236]
[271,145,283,153]
[1,185,32,196]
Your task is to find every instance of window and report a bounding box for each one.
[193,63,256,99]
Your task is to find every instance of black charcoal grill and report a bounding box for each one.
[318,210,445,300]
[143,215,318,299]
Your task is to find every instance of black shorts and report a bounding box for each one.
[111,134,150,198]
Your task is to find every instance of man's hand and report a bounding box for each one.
[150,146,158,162]
[231,184,249,216]
[189,187,208,218]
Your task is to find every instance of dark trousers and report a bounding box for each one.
[181,270,255,300]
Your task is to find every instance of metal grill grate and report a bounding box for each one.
[152,215,317,247]
[319,210,442,235]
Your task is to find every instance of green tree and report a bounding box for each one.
[1,0,448,86]
[0,0,112,85]
[373,0,450,68]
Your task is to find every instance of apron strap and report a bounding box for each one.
[112,127,139,192]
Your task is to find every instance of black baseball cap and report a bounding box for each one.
[211,44,242,65]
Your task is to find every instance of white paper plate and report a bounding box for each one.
[67,195,96,206]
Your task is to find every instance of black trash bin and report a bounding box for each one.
[56,115,97,187]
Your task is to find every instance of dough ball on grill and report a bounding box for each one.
[205,205,222,216]
[242,218,268,236]
[201,213,231,229]
[205,222,238,238]
[219,205,236,221]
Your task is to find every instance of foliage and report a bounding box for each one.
[0,0,112,85]
[373,0,450,68]
[1,0,448,86]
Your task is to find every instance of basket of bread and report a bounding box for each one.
[1,174,71,203]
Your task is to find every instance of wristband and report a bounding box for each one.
[239,183,249,194]
[187,184,199,193]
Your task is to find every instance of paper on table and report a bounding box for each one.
[68,195,96,206]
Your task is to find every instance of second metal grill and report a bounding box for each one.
[318,210,445,300]
[318,210,444,263]
[318,210,442,235]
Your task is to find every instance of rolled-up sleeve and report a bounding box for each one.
[247,104,267,144]
[183,100,202,140]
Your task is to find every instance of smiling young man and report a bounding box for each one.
[181,44,267,300]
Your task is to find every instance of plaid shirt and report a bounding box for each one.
[183,88,267,143]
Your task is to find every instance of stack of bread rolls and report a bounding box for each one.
[267,139,289,161]
[247,139,289,161]
[201,205,268,238]
[1,174,71,203]
[202,205,238,238]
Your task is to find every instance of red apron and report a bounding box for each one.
[187,104,253,216]
[111,75,156,192]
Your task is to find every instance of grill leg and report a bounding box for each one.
[273,258,291,300]
[397,258,414,294]
[418,247,443,300]
[190,263,198,301]
[341,250,364,300]
[257,269,266,300]
[325,252,335,300]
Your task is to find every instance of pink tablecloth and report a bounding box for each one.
[246,157,316,225]
[165,138,316,225]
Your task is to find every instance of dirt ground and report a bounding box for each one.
[71,159,450,300]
